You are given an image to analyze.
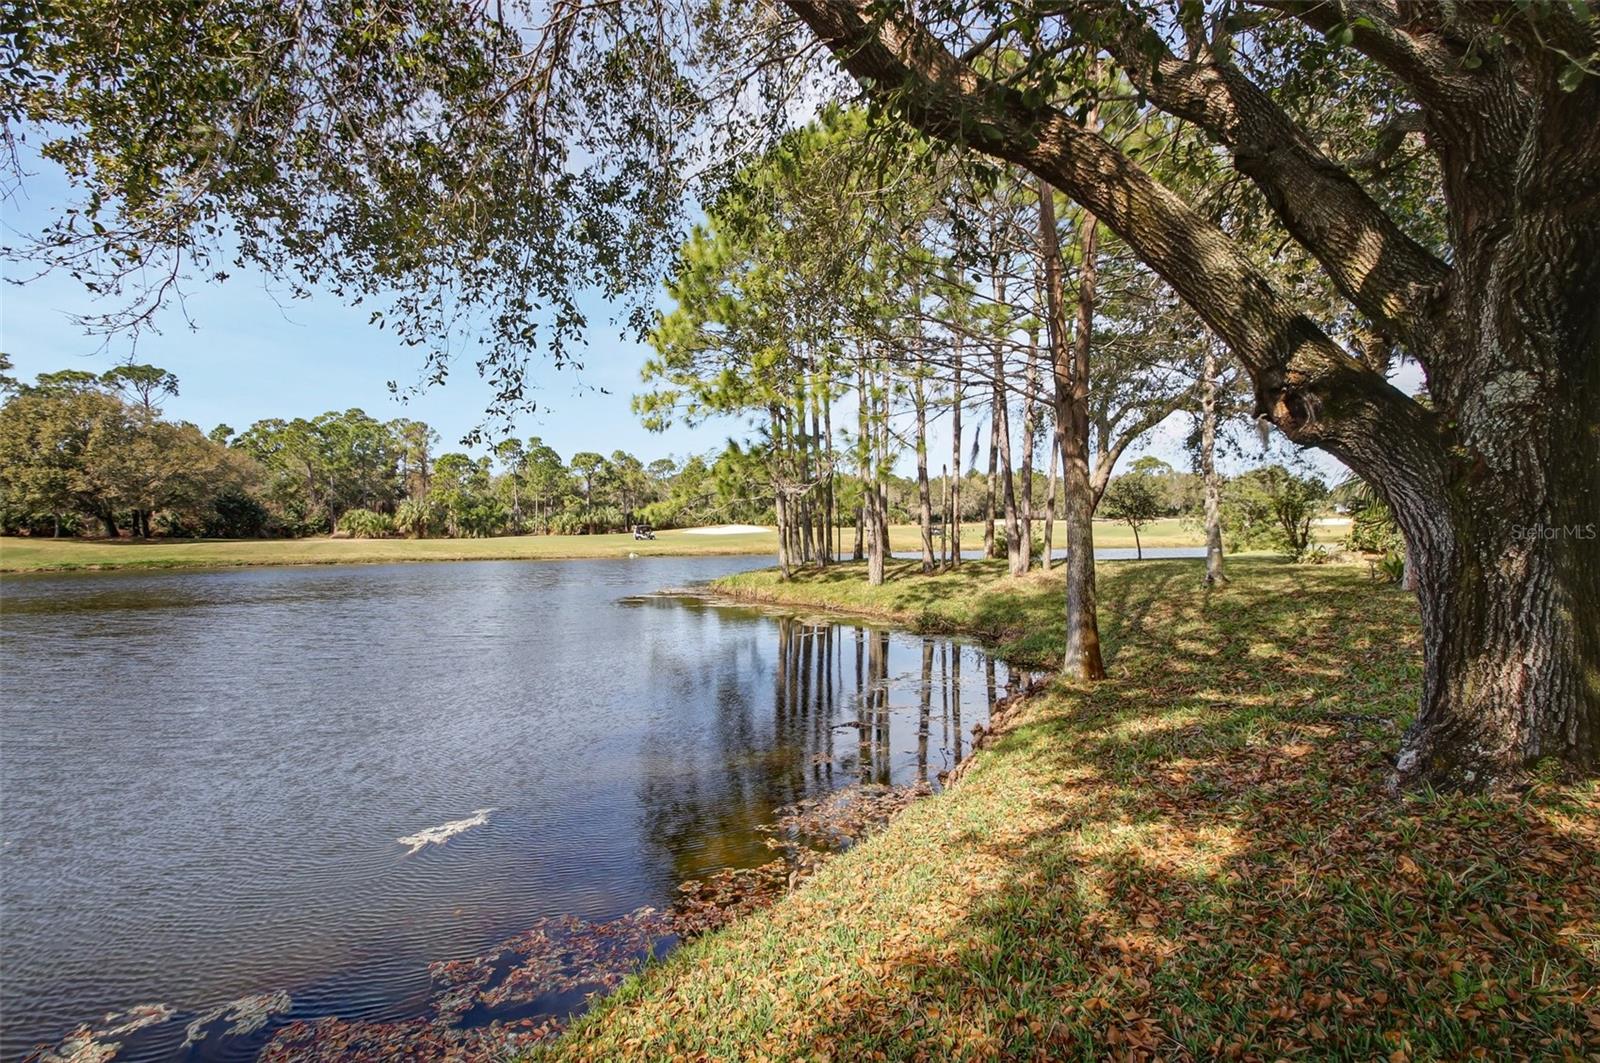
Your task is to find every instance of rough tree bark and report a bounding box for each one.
[784,0,1599,788]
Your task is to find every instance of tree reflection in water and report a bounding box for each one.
[769,614,1003,793]
[634,600,1015,898]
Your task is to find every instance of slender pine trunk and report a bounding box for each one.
[942,463,952,567]
[990,320,1021,570]
[1201,343,1226,584]
[1038,171,1105,680]
[950,337,962,568]
[823,386,834,566]
[915,364,934,574]
[983,411,998,559]
[772,406,791,579]
[1060,205,1106,680]
[877,361,891,578]
[1042,413,1059,571]
[1018,324,1040,572]
[859,356,884,586]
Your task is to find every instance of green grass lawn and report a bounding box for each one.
[0,517,1350,574]
[715,556,1126,666]
[534,559,1598,1061]
[0,528,778,573]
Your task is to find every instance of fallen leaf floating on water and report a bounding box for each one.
[23,1003,173,1063]
[672,861,793,936]
[761,782,933,852]
[398,808,495,854]
[261,1015,567,1063]
[182,990,292,1046]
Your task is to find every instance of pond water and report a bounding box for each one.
[0,557,1019,1062]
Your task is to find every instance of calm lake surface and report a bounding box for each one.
[0,557,1018,1061]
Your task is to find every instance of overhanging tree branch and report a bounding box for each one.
[1069,4,1451,349]
[1256,0,1485,113]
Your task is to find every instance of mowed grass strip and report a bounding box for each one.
[0,518,1347,574]
[535,560,1599,1062]
[0,529,777,573]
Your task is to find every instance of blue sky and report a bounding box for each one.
[1,160,741,465]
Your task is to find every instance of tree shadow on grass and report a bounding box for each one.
[557,564,1598,1061]
[798,572,1592,1058]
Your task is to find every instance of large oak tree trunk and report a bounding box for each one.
[1389,213,1600,788]
[1399,517,1599,789]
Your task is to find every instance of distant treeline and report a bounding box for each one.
[0,358,1335,550]
[0,359,764,539]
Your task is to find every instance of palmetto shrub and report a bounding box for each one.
[336,507,395,539]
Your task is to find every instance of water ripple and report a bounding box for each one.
[1,557,1008,1062]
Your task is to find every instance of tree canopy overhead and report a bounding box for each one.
[1,0,761,430]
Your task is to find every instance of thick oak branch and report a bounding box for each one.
[1081,8,1451,346]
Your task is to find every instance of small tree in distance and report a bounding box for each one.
[1100,472,1163,560]
[1222,466,1328,563]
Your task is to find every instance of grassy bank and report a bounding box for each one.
[713,557,1105,666]
[538,559,1599,1061]
[0,517,1348,575]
